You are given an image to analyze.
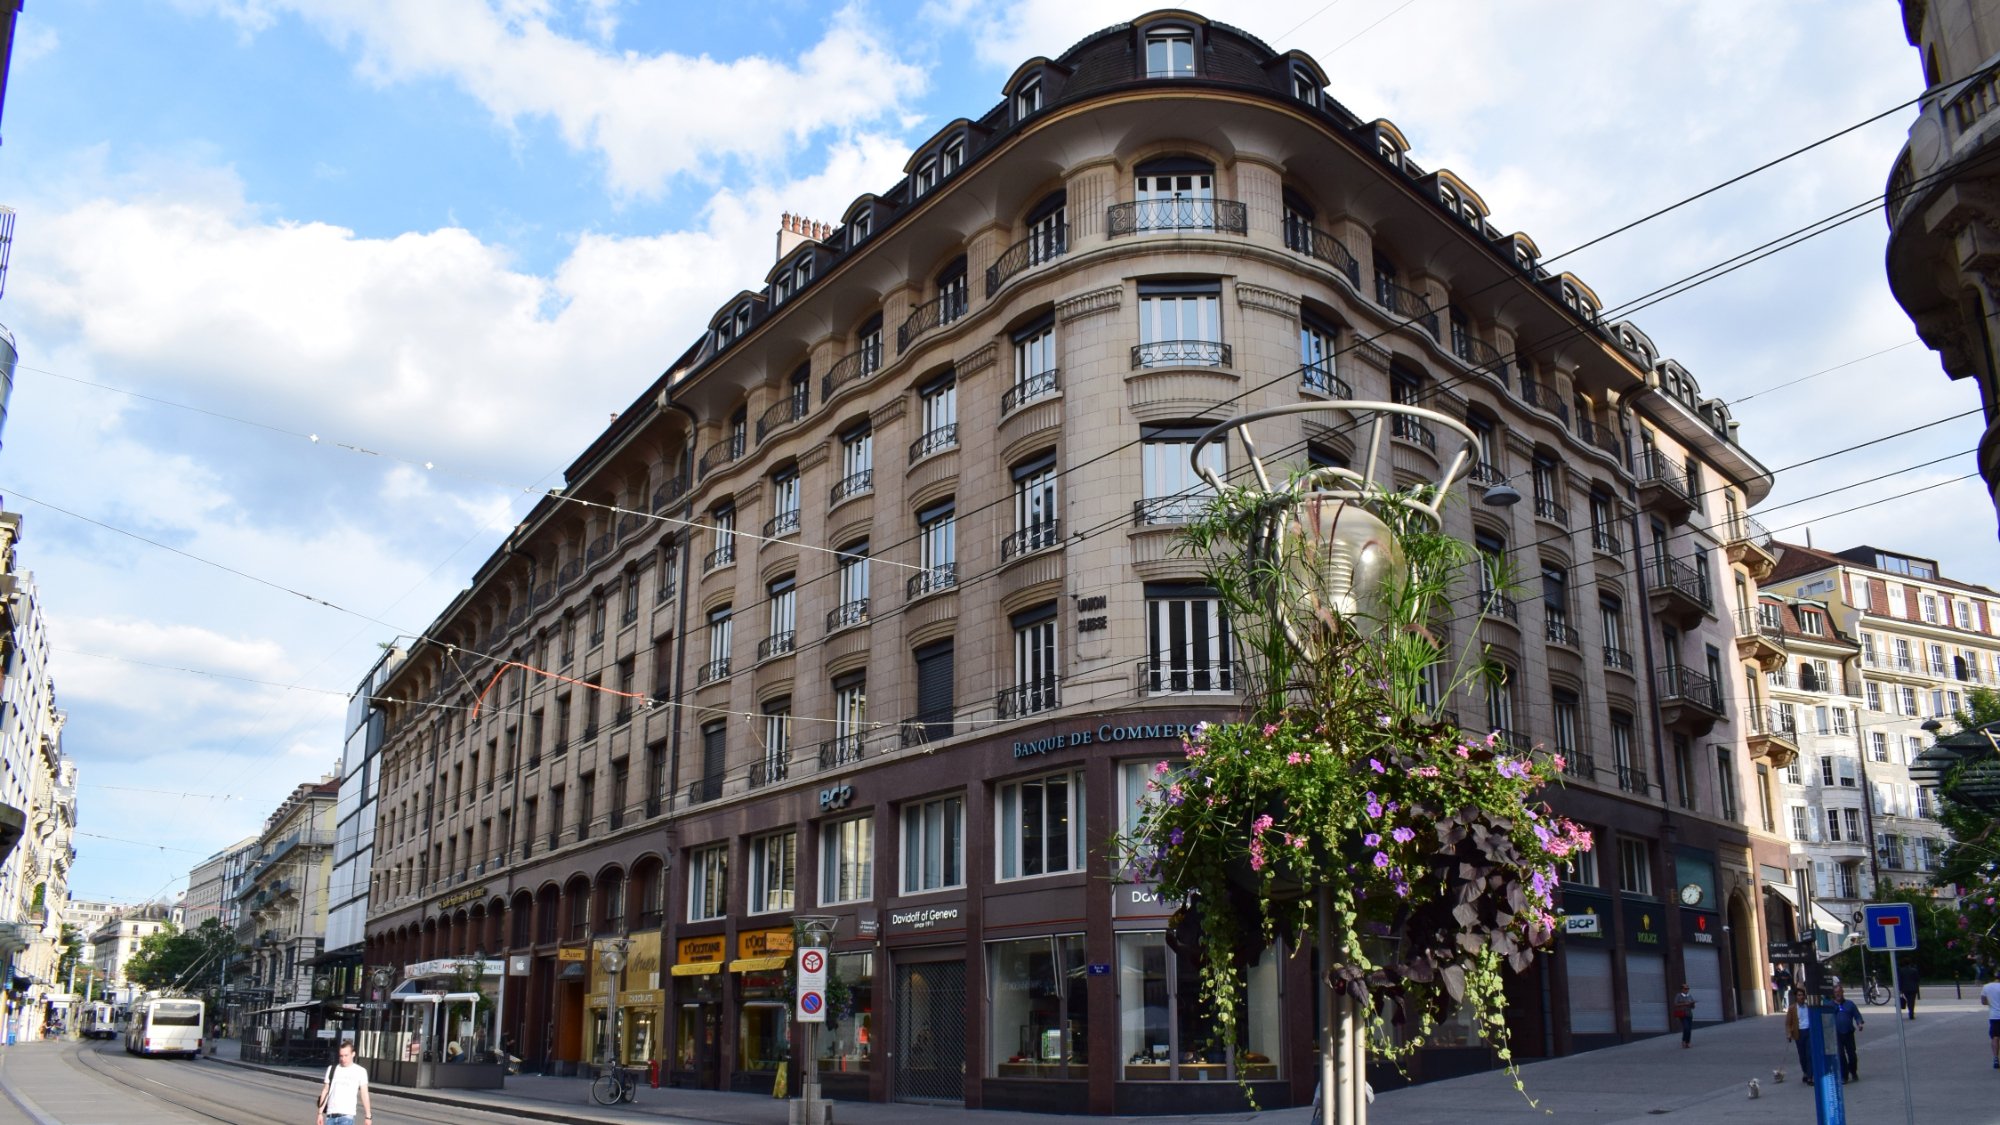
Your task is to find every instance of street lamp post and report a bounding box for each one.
[598,940,628,1098]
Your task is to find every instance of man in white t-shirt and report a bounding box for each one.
[1982,977,2000,1070]
[318,1039,373,1125]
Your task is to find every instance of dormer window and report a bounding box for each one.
[1439,184,1458,212]
[850,210,872,246]
[1145,27,1195,78]
[1377,134,1401,165]
[941,137,964,176]
[916,156,940,196]
[1292,68,1318,105]
[793,256,813,291]
[734,303,753,336]
[1016,77,1043,118]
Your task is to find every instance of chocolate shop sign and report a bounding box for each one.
[1012,719,1198,760]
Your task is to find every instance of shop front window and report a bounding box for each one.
[738,969,789,1073]
[1116,932,1278,1081]
[819,952,874,1074]
[990,935,1089,1079]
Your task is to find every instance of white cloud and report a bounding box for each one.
[204,0,928,197]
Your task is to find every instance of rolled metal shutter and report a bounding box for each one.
[1628,951,1670,1032]
[1685,944,1723,1023]
[1566,947,1616,1035]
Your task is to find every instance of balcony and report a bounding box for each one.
[1467,461,1504,487]
[762,509,801,540]
[756,394,809,443]
[1724,514,1778,581]
[906,563,958,600]
[909,424,959,463]
[557,557,585,589]
[1533,497,1570,528]
[818,735,865,769]
[1615,764,1652,797]
[1649,556,1713,627]
[1734,605,1787,672]
[749,756,788,789]
[703,542,735,572]
[821,342,883,402]
[584,528,617,567]
[898,288,970,353]
[826,599,869,634]
[1590,527,1622,555]
[1603,646,1636,676]
[986,223,1068,296]
[1563,752,1598,783]
[830,469,873,506]
[1301,360,1351,399]
[1133,494,1209,525]
[756,631,795,661]
[1544,614,1581,649]
[686,776,721,805]
[1002,519,1061,562]
[698,435,745,481]
[1635,449,1696,521]
[1656,664,1725,734]
[1391,415,1436,453]
[1519,380,1570,429]
[1002,368,1060,414]
[696,658,730,686]
[1283,220,1361,287]
[652,474,688,514]
[1106,197,1249,237]
[1131,339,1230,368]
[1373,278,1439,338]
[1449,327,1509,380]
[1747,705,1801,770]
[1477,590,1519,623]
[997,678,1062,718]
[1136,658,1240,696]
[900,717,954,747]
[1576,418,1624,464]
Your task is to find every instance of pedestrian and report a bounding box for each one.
[1785,988,1812,1082]
[1830,984,1864,1082]
[1980,972,2000,1069]
[316,1038,372,1125]
[1772,965,1794,1011]
[1898,961,1919,1019]
[1672,983,1697,1047]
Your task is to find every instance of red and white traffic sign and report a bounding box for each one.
[797,946,828,1023]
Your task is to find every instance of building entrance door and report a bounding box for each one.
[893,960,966,1104]
[678,1002,721,1089]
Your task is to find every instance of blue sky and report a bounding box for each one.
[0,0,1987,904]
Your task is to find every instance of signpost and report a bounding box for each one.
[795,948,827,1024]
[791,917,836,1125]
[1862,903,1918,1125]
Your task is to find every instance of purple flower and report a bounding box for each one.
[1376,714,1392,729]
[1365,798,1383,819]
[1372,852,1390,868]
[1169,828,1184,846]
[1391,826,1415,844]
[1394,881,1411,897]
[1369,758,1386,774]
[1363,833,1382,848]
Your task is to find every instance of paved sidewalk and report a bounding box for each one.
[209,990,2000,1124]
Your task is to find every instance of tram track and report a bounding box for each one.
[62,1040,272,1125]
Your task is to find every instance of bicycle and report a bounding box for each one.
[1860,974,1891,1006]
[590,1066,634,1106]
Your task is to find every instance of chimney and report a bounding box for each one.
[776,211,831,262]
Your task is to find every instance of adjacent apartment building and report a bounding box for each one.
[1885,0,2000,533]
[184,837,260,931]
[317,649,400,1003]
[233,778,337,1011]
[360,10,1786,1112]
[1765,543,2000,912]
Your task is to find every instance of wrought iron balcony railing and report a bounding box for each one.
[830,469,873,505]
[1603,646,1636,673]
[909,424,959,463]
[826,598,870,633]
[1534,497,1570,527]
[1373,278,1440,338]
[821,341,883,401]
[756,394,810,442]
[1283,219,1362,287]
[997,678,1062,718]
[1391,415,1436,452]
[986,223,1068,296]
[898,288,970,352]
[1133,494,1209,525]
[703,542,735,571]
[1135,658,1239,696]
[818,735,865,769]
[1001,368,1060,413]
[906,563,958,600]
[1131,339,1229,368]
[762,509,801,539]
[1301,360,1351,399]
[1001,520,1061,561]
[697,435,745,480]
[756,631,795,661]
[696,658,730,686]
[1107,197,1248,237]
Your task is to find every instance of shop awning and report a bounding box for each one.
[389,991,482,1005]
[728,956,789,973]
[248,1000,320,1017]
[669,961,723,977]
[1764,881,1800,907]
[558,961,586,980]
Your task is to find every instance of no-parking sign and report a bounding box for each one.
[797,947,827,1023]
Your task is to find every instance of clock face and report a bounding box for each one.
[1679,882,1704,906]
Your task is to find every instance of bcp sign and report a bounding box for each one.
[796,946,827,1023]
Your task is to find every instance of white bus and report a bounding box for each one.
[124,996,203,1057]
[80,1002,117,1040]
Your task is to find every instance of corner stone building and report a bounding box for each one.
[364,11,1786,1112]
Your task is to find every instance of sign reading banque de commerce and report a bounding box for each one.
[1012,718,1204,760]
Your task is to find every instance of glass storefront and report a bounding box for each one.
[819,952,873,1075]
[1117,932,1278,1081]
[736,968,789,1072]
[988,935,1089,1078]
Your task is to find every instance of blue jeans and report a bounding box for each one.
[326,1115,355,1125]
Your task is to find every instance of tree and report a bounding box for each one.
[55,923,83,984]
[1933,687,2000,889]
[123,919,241,992]
[1827,885,1975,981]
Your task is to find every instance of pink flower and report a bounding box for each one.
[1249,838,1267,872]
[1252,813,1275,835]
[1456,747,1471,759]
[1551,754,1566,771]
[1263,723,1280,737]
[1287,751,1304,765]
[1153,761,1171,776]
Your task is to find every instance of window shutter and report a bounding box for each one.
[914,641,955,733]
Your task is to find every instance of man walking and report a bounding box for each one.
[1830,984,1864,1082]
[1672,983,1697,1047]
[1785,988,1812,1082]
[1981,973,2000,1068]
[1898,960,1919,1019]
[316,1038,373,1125]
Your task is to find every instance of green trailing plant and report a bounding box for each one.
[1115,474,1592,1098]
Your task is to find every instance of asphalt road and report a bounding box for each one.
[0,1040,530,1125]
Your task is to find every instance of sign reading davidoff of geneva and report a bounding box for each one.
[886,904,964,934]
[1012,719,1200,760]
